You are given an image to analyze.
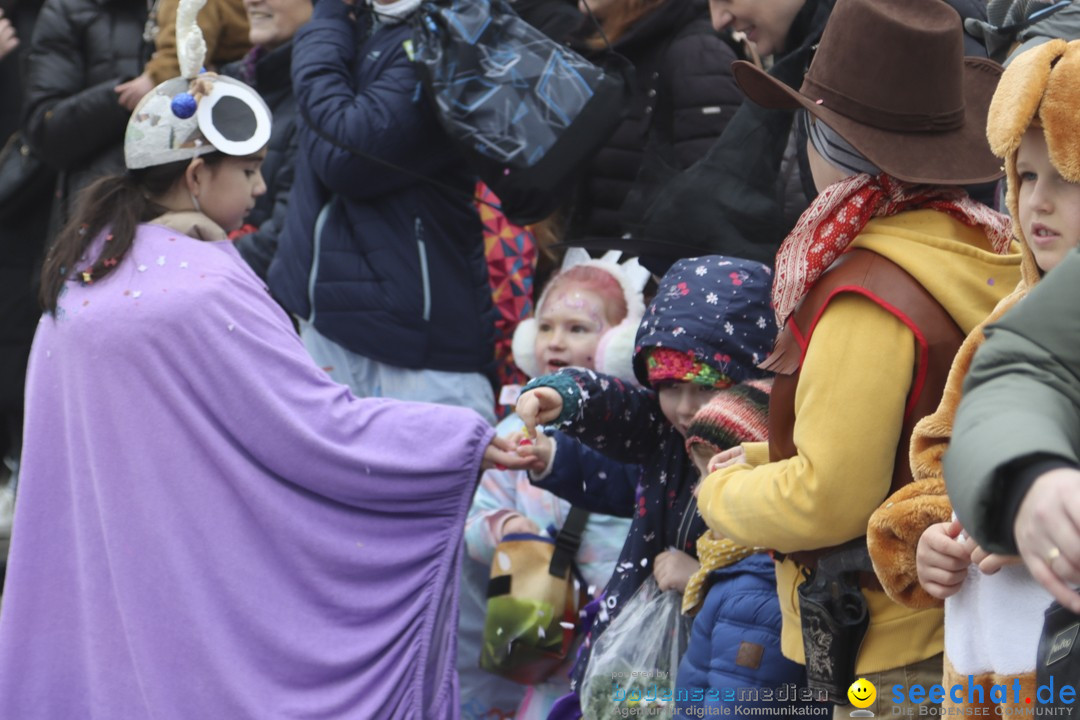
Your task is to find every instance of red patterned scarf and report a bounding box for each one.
[772,173,1013,327]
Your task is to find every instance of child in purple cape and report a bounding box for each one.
[0,9,528,719]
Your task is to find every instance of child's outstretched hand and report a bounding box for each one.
[515,387,563,437]
[481,435,535,473]
[508,428,552,475]
[653,549,701,593]
[916,519,971,599]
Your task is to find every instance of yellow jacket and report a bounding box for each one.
[697,209,1021,674]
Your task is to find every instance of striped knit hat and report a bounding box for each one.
[684,378,772,456]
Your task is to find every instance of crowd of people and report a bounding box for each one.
[0,0,1078,718]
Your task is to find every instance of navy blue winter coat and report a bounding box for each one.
[268,4,495,373]
[675,554,806,715]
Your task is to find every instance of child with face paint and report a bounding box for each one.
[459,250,643,720]
[514,255,779,719]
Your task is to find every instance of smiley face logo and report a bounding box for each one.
[848,678,876,709]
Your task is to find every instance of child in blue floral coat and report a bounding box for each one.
[515,256,780,719]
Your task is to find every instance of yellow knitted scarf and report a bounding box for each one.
[682,531,765,615]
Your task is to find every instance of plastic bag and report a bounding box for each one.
[412,0,632,225]
[580,577,691,719]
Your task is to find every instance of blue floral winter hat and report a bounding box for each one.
[633,256,777,388]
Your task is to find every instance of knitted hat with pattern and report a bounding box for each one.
[684,378,773,456]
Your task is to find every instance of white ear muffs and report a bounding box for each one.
[594,317,641,385]
[509,251,651,381]
[510,317,541,379]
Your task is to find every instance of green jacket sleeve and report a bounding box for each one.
[946,250,1080,554]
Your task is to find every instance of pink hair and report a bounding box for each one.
[539,265,629,325]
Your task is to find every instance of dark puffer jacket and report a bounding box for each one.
[568,0,744,247]
[22,0,148,234]
[0,0,50,460]
[222,42,299,281]
[269,3,494,373]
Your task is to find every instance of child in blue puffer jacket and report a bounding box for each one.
[676,383,808,715]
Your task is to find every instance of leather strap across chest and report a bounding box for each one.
[762,249,965,574]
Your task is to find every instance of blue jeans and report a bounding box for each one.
[299,321,496,425]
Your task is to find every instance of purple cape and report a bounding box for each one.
[0,225,492,718]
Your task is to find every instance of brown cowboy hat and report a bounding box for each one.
[732,0,1005,185]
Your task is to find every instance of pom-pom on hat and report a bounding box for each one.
[124,0,272,170]
[684,378,773,457]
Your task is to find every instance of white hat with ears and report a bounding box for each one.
[511,248,651,383]
[124,0,272,170]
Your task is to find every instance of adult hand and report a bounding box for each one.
[115,72,155,111]
[1014,467,1080,612]
[653,549,700,593]
[508,429,552,475]
[514,387,563,437]
[481,434,535,472]
[915,519,971,600]
[0,12,19,63]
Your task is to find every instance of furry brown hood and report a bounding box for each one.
[988,37,1080,291]
[866,40,1080,610]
